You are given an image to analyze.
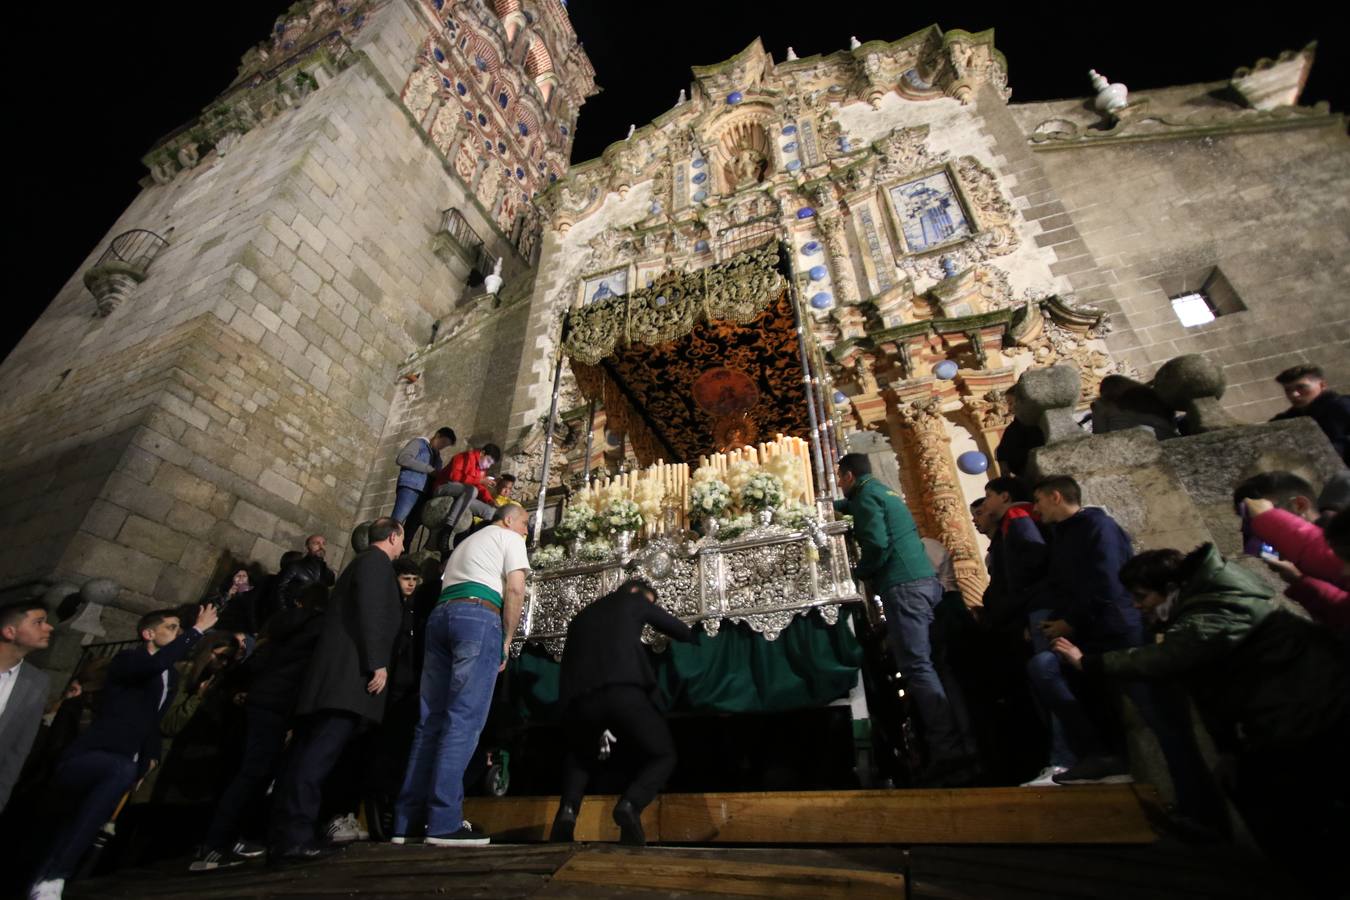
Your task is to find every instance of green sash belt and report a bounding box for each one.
[438,581,502,609]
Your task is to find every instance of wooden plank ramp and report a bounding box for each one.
[546,847,904,898]
[465,785,1161,845]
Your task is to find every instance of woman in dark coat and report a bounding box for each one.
[203,566,264,636]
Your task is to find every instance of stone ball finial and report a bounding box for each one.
[1153,354,1225,407]
[849,36,862,50]
[351,520,373,553]
[1152,353,1240,434]
[80,578,121,606]
[1015,364,1085,444]
[1016,364,1081,414]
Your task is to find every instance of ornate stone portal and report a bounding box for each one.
[521,30,1137,615]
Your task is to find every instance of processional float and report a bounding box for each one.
[518,242,863,658]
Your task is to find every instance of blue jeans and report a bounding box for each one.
[34,750,138,882]
[1027,608,1075,768]
[881,576,972,765]
[392,486,421,524]
[393,601,502,836]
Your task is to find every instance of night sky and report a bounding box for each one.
[7,3,1345,360]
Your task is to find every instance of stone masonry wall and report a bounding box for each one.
[1015,115,1350,421]
[353,294,533,527]
[0,5,509,629]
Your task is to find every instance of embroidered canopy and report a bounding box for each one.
[563,244,812,466]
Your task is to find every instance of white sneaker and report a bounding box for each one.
[29,879,64,900]
[1020,765,1069,787]
[325,812,369,843]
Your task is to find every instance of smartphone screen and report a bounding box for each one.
[1239,505,1267,556]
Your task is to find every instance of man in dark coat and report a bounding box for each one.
[28,603,216,897]
[1270,364,1350,463]
[192,584,327,872]
[269,535,336,617]
[269,519,403,862]
[549,579,694,847]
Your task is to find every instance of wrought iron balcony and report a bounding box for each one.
[83,228,171,316]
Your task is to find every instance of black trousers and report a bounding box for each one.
[270,711,360,851]
[203,705,289,852]
[560,684,675,813]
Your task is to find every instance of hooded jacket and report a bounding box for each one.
[1087,545,1350,752]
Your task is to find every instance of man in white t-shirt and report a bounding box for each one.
[391,503,530,847]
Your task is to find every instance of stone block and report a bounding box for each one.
[102,473,176,522]
[165,500,217,535]
[178,540,221,578]
[59,532,163,597]
[151,463,219,509]
[1163,417,1346,558]
[118,514,191,564]
[230,499,280,537]
[81,499,129,541]
[154,564,207,606]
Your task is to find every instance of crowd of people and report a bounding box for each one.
[0,365,1346,898]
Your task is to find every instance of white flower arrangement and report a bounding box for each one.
[602,498,643,533]
[530,544,568,569]
[554,502,597,541]
[690,477,732,518]
[776,502,818,531]
[739,471,785,511]
[578,537,614,560]
[716,513,755,540]
[723,460,759,497]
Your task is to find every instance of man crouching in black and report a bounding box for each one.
[549,579,693,846]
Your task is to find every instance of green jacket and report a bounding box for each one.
[835,474,934,591]
[1090,544,1350,751]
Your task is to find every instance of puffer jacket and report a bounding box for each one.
[1087,544,1350,751]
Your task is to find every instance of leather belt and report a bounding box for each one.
[445,597,500,612]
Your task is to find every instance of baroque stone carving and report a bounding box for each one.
[891,397,986,605]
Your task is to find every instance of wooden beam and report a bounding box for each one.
[463,786,1161,845]
[549,848,905,898]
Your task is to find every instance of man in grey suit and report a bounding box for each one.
[0,600,54,813]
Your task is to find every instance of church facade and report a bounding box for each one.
[0,0,1346,639]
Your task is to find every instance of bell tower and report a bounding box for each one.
[0,0,594,643]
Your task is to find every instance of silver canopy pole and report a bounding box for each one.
[582,400,597,486]
[531,317,568,549]
[784,245,829,499]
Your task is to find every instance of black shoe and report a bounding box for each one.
[550,804,577,843]
[612,799,645,847]
[1052,755,1134,785]
[270,843,342,866]
[426,821,491,846]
